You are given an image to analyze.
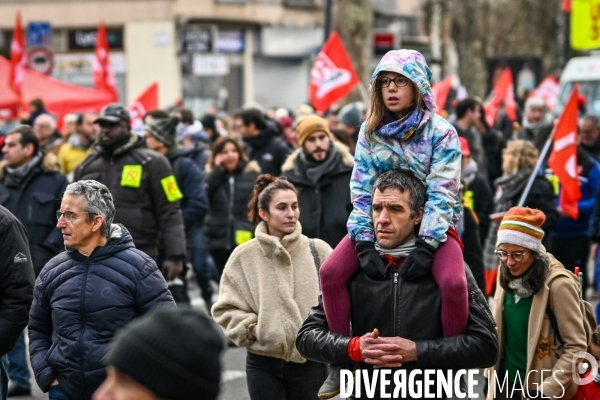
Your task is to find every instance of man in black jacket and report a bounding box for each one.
[297,170,498,400]
[74,104,186,281]
[0,206,34,400]
[234,109,291,176]
[282,115,353,248]
[0,125,68,396]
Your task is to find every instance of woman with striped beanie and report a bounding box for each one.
[484,206,588,400]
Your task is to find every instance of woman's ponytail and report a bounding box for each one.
[247,174,297,225]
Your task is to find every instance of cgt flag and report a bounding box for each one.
[10,12,26,103]
[309,32,360,113]
[549,84,581,219]
[129,82,158,135]
[484,68,517,126]
[93,21,118,101]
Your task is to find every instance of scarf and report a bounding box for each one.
[297,143,342,186]
[507,277,535,299]
[522,112,553,131]
[461,158,478,186]
[5,152,43,186]
[375,238,417,259]
[375,108,425,140]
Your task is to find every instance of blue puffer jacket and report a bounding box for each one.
[28,224,176,400]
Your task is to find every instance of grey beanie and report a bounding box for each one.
[145,116,179,146]
[104,308,224,400]
[338,103,362,128]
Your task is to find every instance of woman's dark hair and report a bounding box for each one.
[208,137,247,168]
[499,250,549,295]
[247,174,297,225]
[330,128,355,155]
[28,98,46,113]
[592,325,600,347]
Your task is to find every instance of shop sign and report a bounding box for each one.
[182,26,212,53]
[216,30,244,53]
[68,28,124,50]
[192,54,229,76]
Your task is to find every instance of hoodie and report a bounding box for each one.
[348,49,461,247]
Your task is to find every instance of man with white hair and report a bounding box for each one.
[516,97,554,153]
[33,114,63,155]
[29,180,176,400]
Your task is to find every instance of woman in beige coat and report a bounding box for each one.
[212,174,332,400]
[485,206,588,400]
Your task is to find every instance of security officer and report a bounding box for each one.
[74,104,186,280]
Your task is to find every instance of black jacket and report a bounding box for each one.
[204,160,261,251]
[481,127,506,188]
[282,142,354,248]
[296,262,498,399]
[466,175,494,247]
[243,120,292,176]
[461,207,485,293]
[0,206,35,356]
[29,224,176,400]
[0,152,69,275]
[74,134,186,259]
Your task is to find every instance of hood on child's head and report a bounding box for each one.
[371,49,436,113]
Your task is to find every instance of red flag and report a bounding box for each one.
[549,85,581,219]
[128,82,158,133]
[309,32,360,113]
[562,0,571,12]
[93,21,118,101]
[432,76,452,116]
[9,12,26,103]
[483,68,517,126]
[530,75,560,111]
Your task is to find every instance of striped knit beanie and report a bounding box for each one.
[496,207,545,252]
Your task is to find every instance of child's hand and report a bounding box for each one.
[400,238,436,281]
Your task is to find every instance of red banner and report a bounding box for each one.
[93,21,118,101]
[10,12,26,104]
[309,32,360,113]
[484,68,517,126]
[129,82,158,133]
[549,85,581,219]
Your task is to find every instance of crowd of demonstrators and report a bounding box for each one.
[33,115,62,156]
[212,175,331,400]
[473,99,507,187]
[580,114,600,161]
[282,115,354,248]
[29,180,176,400]
[204,137,261,278]
[144,116,210,304]
[0,126,69,397]
[486,207,588,400]
[460,136,494,247]
[454,98,487,180]
[74,104,187,288]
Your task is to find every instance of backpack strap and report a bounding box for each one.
[545,304,565,347]
[309,238,321,275]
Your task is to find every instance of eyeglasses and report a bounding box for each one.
[495,249,528,262]
[378,76,411,88]
[56,210,93,223]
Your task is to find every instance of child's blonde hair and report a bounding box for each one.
[502,140,539,175]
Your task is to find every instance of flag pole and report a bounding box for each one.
[517,127,556,206]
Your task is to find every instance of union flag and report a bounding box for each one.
[128,82,158,134]
[93,21,119,101]
[309,32,360,113]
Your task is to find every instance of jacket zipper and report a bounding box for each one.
[79,258,90,400]
[393,272,399,336]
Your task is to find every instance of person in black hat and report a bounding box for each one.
[74,103,187,282]
[93,309,224,400]
[144,117,211,306]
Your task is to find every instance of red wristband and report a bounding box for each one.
[348,336,363,362]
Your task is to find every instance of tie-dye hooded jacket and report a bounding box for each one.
[348,49,461,248]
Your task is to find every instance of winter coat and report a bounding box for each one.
[485,253,588,399]
[28,224,176,400]
[204,160,260,251]
[296,262,498,400]
[0,206,35,356]
[242,119,292,177]
[42,132,64,156]
[552,149,600,239]
[57,133,94,175]
[74,134,186,259]
[517,119,554,155]
[166,148,209,230]
[481,127,506,188]
[460,207,486,293]
[483,172,558,271]
[282,141,354,248]
[212,221,331,363]
[348,49,461,248]
[462,158,495,247]
[581,138,600,162]
[0,152,69,275]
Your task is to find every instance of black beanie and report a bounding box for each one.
[145,116,179,146]
[104,309,224,400]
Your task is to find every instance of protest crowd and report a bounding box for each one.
[3,9,600,400]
